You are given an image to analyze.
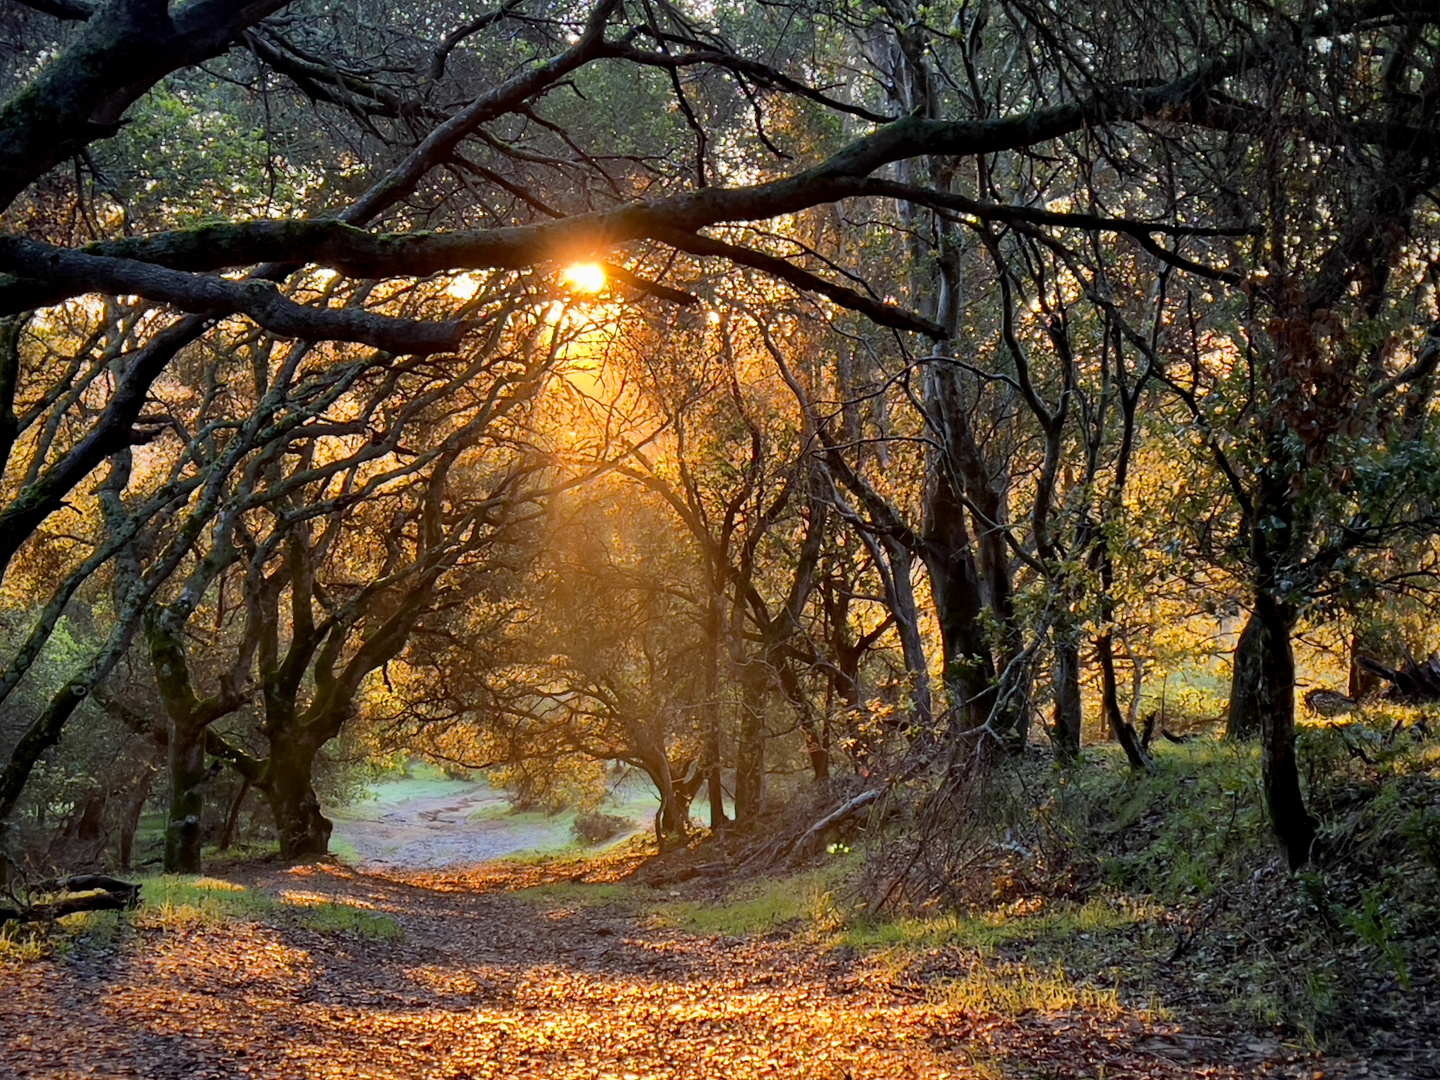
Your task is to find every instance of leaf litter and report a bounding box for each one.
[0,851,1409,1079]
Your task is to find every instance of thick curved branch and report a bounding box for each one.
[0,237,467,354]
[0,43,1301,315]
[12,0,95,19]
[0,0,291,210]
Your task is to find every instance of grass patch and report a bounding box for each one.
[0,919,59,961]
[0,876,405,951]
[513,881,633,908]
[282,895,404,940]
[842,895,1151,954]
[328,835,363,864]
[132,875,275,928]
[467,804,566,827]
[849,714,1440,1043]
[927,959,1124,1017]
[649,861,852,936]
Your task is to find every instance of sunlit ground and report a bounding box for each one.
[0,859,1314,1080]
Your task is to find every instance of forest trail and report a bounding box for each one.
[0,857,1351,1080]
[325,776,653,870]
[327,780,558,870]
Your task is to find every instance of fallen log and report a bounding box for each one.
[782,788,882,867]
[1358,654,1440,702]
[35,874,141,903]
[0,877,140,924]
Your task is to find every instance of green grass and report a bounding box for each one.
[492,837,587,863]
[135,875,403,940]
[466,804,564,826]
[1,875,403,957]
[649,861,852,936]
[134,875,277,925]
[841,895,1152,954]
[327,836,362,864]
[513,881,633,908]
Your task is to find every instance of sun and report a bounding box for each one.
[562,262,606,293]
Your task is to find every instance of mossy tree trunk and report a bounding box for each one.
[262,727,331,860]
[164,717,208,874]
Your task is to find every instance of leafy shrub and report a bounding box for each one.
[572,811,629,844]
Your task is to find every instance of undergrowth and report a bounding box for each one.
[649,861,852,936]
[848,713,1440,1047]
[585,714,1439,1049]
[0,874,402,959]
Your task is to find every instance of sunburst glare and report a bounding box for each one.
[562,262,606,293]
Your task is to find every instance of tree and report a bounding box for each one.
[8,0,1440,869]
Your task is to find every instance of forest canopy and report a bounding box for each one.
[3,0,1440,886]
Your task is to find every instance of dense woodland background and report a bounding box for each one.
[3,0,1440,1049]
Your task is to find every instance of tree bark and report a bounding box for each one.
[218,778,250,853]
[872,535,933,729]
[734,661,767,822]
[1255,593,1317,868]
[1226,613,1271,741]
[262,734,331,860]
[1347,629,1383,700]
[920,469,996,733]
[1051,630,1083,758]
[702,601,728,829]
[163,716,207,874]
[1097,628,1150,771]
[118,768,153,872]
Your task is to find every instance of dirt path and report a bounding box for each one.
[326,777,652,870]
[0,857,1378,1080]
[329,783,558,870]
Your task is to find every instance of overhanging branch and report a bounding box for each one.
[0,237,467,354]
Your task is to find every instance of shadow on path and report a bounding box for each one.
[0,859,1394,1080]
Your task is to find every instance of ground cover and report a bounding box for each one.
[4,724,1438,1079]
[0,854,1340,1080]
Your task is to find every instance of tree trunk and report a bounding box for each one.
[263,738,331,860]
[1255,594,1316,867]
[804,732,830,783]
[734,662,767,822]
[775,657,828,783]
[1347,629,1383,700]
[163,717,207,873]
[1243,435,1318,866]
[1097,629,1150,770]
[975,499,1028,751]
[218,778,250,852]
[1051,630,1082,758]
[1226,613,1271,740]
[874,535,933,728]
[118,768,152,872]
[925,545,995,733]
[702,604,728,829]
[649,747,693,846]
